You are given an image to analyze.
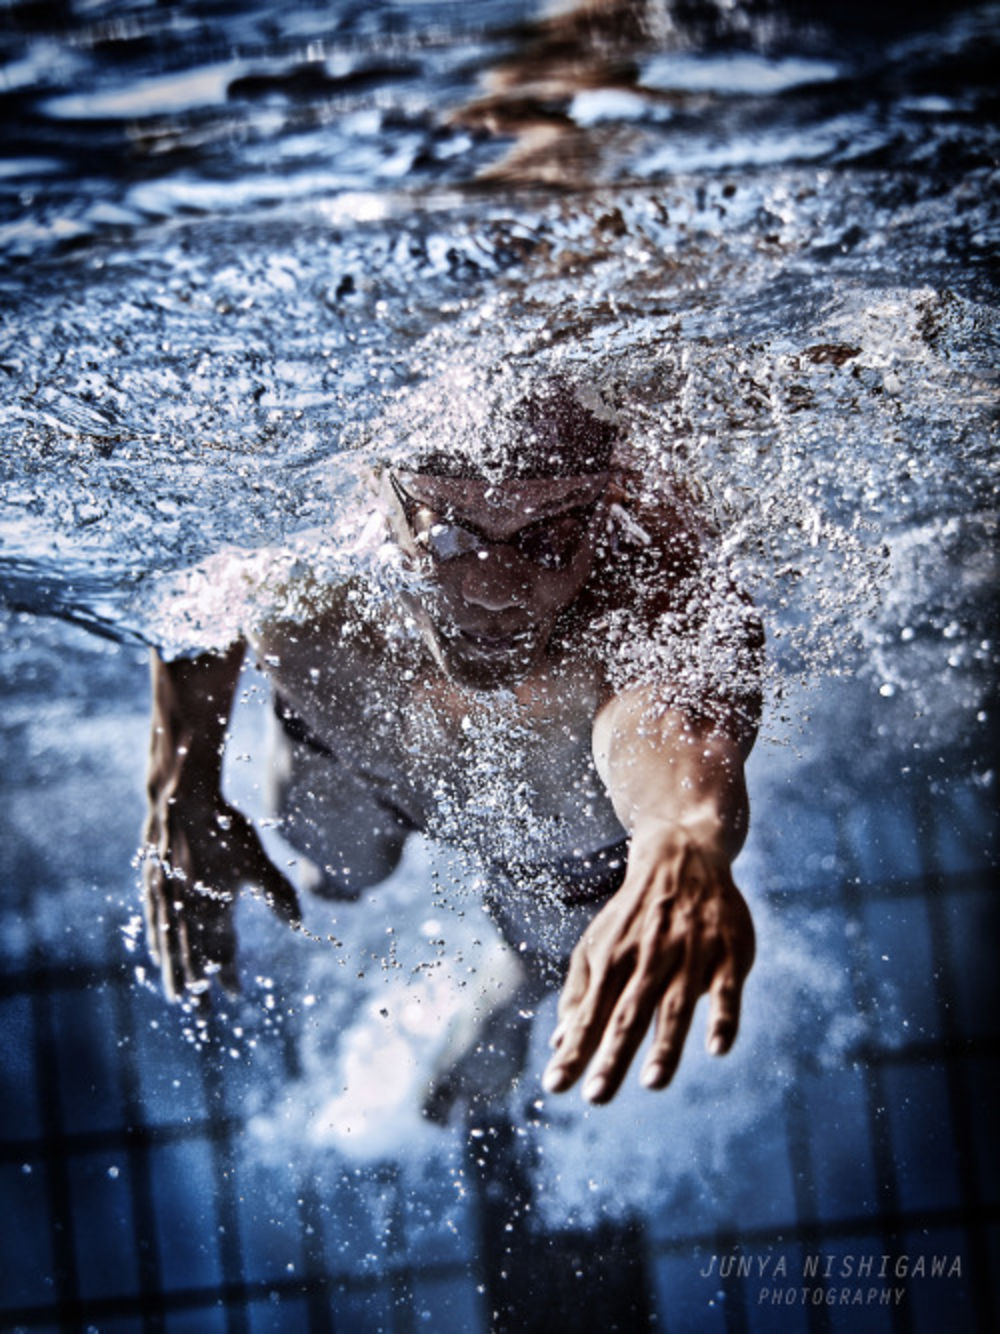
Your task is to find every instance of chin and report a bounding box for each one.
[444,655,530,691]
[428,626,544,691]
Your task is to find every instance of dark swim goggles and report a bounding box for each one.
[389,473,601,571]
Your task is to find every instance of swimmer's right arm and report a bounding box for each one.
[142,642,300,1002]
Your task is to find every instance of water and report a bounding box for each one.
[2,1,996,719]
[1,1,998,1328]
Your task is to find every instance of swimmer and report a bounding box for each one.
[142,378,762,1110]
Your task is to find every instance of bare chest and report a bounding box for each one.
[255,615,624,858]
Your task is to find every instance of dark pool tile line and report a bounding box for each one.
[0,969,295,1134]
[644,1033,997,1317]
[825,797,998,1294]
[408,1273,486,1333]
[233,1161,315,1289]
[47,985,130,1138]
[735,1228,976,1334]
[852,1036,1000,1067]
[0,1161,57,1309]
[3,938,994,1315]
[0,763,992,1331]
[0,1105,479,1281]
[839,800,926,888]
[0,1257,481,1333]
[931,887,1000,1046]
[0,1161,465,1315]
[880,1065,965,1216]
[805,774,997,890]
[928,789,999,878]
[792,1068,880,1227]
[315,1159,476,1269]
[761,864,997,911]
[901,1225,986,1334]
[66,1149,143,1304]
[645,1203,1000,1258]
[0,993,43,1139]
[3,1186,996,1330]
[856,895,939,1042]
[0,958,129,999]
[964,1056,1000,1211]
[435,1038,977,1319]
[0,1113,246,1164]
[243,1294,322,1334]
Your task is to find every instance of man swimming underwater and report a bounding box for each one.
[142,375,762,1111]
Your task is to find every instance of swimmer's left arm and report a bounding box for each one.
[543,687,756,1103]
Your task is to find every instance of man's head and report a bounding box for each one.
[410,378,618,480]
[383,377,618,688]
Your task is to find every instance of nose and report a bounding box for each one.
[459,548,528,612]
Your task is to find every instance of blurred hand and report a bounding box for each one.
[142,795,300,1002]
[543,820,754,1102]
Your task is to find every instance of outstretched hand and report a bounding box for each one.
[542,820,754,1103]
[142,797,300,1003]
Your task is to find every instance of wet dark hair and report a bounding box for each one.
[413,378,618,480]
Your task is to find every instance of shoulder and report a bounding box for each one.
[252,583,421,727]
[576,464,710,622]
[612,463,704,549]
[254,574,393,659]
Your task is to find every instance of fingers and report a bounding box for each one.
[228,812,302,927]
[142,856,234,1003]
[706,895,754,1055]
[217,957,242,999]
[550,942,590,1046]
[543,947,624,1095]
[641,970,700,1090]
[141,805,303,1004]
[544,872,755,1103]
[577,970,664,1104]
[641,945,750,1090]
[254,856,302,928]
[705,959,749,1057]
[576,916,693,1103]
[143,862,184,1002]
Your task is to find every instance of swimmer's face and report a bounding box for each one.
[384,469,608,689]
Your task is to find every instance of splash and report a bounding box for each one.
[239,823,864,1226]
[3,177,994,736]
